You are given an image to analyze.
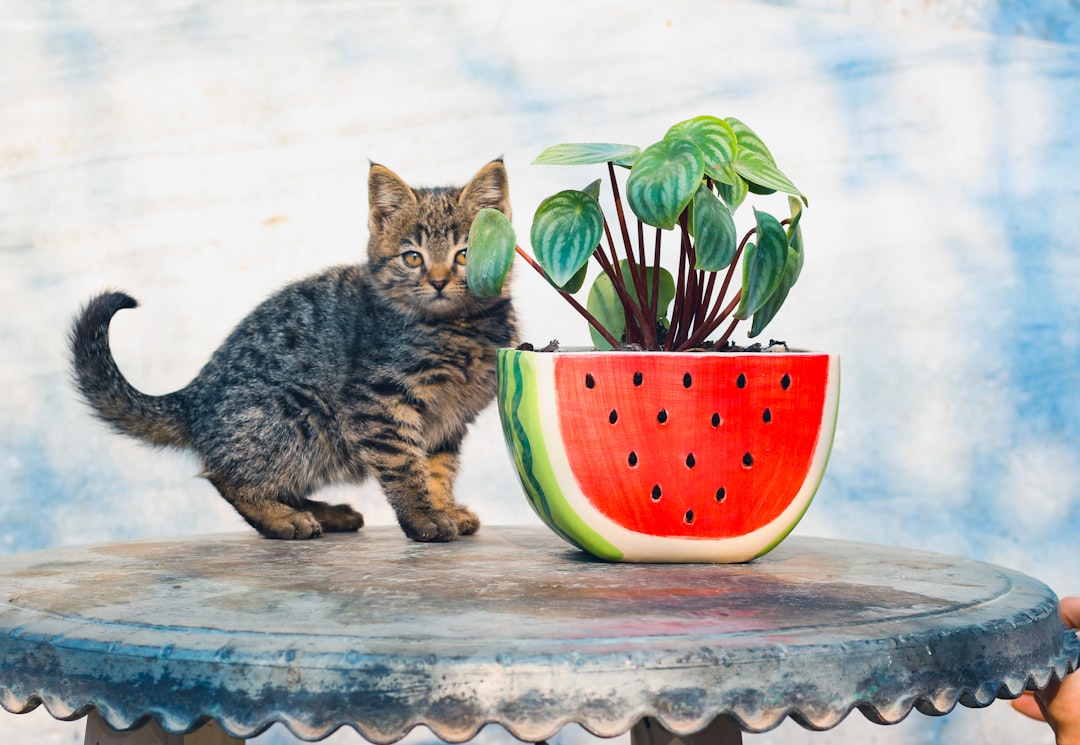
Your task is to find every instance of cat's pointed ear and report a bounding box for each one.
[368,163,417,232]
[461,159,511,222]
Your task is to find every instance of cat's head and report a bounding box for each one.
[366,160,512,319]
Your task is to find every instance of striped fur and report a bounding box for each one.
[70,161,516,541]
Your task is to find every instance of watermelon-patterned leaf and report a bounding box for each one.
[580,178,602,201]
[734,151,806,205]
[586,262,675,350]
[665,115,738,186]
[749,244,803,337]
[716,175,749,212]
[734,210,788,320]
[747,198,806,336]
[465,207,516,298]
[690,183,737,271]
[555,261,590,295]
[786,195,805,253]
[725,117,776,163]
[626,138,706,230]
[533,143,641,167]
[530,190,604,288]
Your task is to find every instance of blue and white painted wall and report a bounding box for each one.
[1,1,1077,743]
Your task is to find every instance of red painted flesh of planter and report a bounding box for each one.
[554,354,830,538]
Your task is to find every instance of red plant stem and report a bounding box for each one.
[595,221,651,346]
[675,224,758,352]
[637,218,646,272]
[607,162,637,268]
[514,245,621,349]
[700,270,718,313]
[668,211,700,350]
[634,218,657,349]
[602,218,640,346]
[714,316,741,348]
[696,269,713,328]
[677,290,743,351]
[651,226,662,325]
[710,227,756,326]
[605,166,651,344]
[592,241,615,273]
[601,216,623,273]
[681,218,699,346]
[603,216,643,345]
[665,232,688,351]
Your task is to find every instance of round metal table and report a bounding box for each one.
[0,527,1076,744]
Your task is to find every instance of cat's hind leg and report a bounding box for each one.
[206,476,323,540]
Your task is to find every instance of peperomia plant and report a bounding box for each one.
[467,114,807,351]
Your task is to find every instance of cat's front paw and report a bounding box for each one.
[400,510,459,543]
[448,505,480,536]
[260,510,323,540]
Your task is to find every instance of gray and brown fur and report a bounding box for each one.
[70,161,515,541]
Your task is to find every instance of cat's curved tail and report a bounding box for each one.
[70,291,192,448]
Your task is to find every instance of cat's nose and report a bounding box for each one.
[429,278,449,293]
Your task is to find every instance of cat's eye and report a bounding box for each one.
[401,251,424,268]
[454,249,467,267]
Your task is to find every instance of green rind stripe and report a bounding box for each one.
[496,351,569,540]
[496,350,622,560]
[752,360,841,559]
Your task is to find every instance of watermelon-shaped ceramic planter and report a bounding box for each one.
[497,348,840,562]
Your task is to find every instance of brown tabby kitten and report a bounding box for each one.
[70,160,515,541]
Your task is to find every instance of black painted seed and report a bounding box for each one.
[737,373,747,388]
[743,452,754,468]
[585,373,595,389]
[781,373,792,390]
[716,487,726,502]
[609,409,618,425]
[651,484,662,501]
[657,409,668,424]
[763,408,772,424]
[686,453,696,468]
[628,451,638,467]
[633,371,643,386]
[684,510,695,524]
[711,412,721,428]
[682,372,692,388]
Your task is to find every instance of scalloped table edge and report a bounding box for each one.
[3,628,1076,745]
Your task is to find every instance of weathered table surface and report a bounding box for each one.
[0,527,1076,743]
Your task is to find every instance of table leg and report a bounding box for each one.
[630,716,742,745]
[83,710,245,745]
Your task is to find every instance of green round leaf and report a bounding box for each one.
[553,261,589,294]
[533,143,641,167]
[734,210,788,320]
[717,176,749,212]
[666,115,738,186]
[734,151,806,203]
[586,272,625,351]
[530,190,604,288]
[691,184,737,271]
[725,117,775,162]
[580,179,602,201]
[466,208,516,298]
[626,138,705,230]
[586,261,675,350]
[751,197,808,335]
[749,245,803,337]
